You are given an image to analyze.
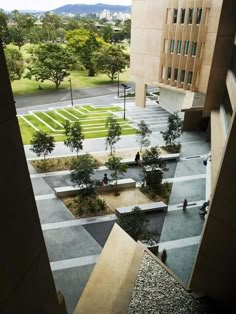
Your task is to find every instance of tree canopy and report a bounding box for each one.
[136,120,152,152]
[93,45,129,80]
[161,112,183,146]
[30,131,55,160]
[64,120,84,156]
[5,47,24,81]
[26,43,76,88]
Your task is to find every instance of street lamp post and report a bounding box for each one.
[122,83,129,120]
[117,71,120,97]
[68,78,74,107]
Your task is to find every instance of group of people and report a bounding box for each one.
[182,198,210,218]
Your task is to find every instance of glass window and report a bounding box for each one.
[174,68,178,81]
[188,8,194,24]
[196,8,202,24]
[181,8,185,24]
[181,70,185,82]
[188,71,193,84]
[177,40,182,54]
[184,40,189,55]
[170,39,175,53]
[173,9,178,23]
[167,67,172,79]
[192,42,197,56]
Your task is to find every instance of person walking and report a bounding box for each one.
[135,152,141,165]
[183,198,188,211]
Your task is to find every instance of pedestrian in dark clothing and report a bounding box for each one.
[183,198,188,211]
[135,152,140,165]
[161,249,167,263]
[102,173,109,185]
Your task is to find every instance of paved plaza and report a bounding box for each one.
[26,98,210,313]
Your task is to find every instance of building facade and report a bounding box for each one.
[131,0,236,308]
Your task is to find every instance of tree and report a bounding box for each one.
[141,146,166,192]
[64,120,84,156]
[93,45,129,80]
[117,206,156,242]
[105,156,127,187]
[42,12,62,42]
[136,120,152,152]
[105,116,122,155]
[26,43,76,89]
[66,28,106,76]
[70,154,99,189]
[161,112,183,146]
[0,9,9,44]
[30,131,55,163]
[5,47,24,81]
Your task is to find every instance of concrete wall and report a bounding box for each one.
[0,41,62,313]
[159,87,185,116]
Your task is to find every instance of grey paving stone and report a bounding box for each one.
[169,178,206,205]
[36,198,73,224]
[84,220,116,247]
[164,244,200,285]
[31,177,54,195]
[43,226,102,262]
[180,141,211,157]
[174,158,206,177]
[53,264,95,314]
[160,207,204,242]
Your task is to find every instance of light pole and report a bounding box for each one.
[117,71,120,97]
[68,78,74,107]
[122,83,129,120]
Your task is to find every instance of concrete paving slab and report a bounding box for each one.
[164,244,200,285]
[43,225,102,262]
[174,158,206,177]
[31,177,54,195]
[36,198,73,224]
[160,207,204,242]
[180,141,210,157]
[84,220,116,247]
[53,264,95,314]
[169,178,206,205]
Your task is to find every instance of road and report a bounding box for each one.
[14,83,135,109]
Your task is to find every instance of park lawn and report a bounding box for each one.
[34,112,63,130]
[82,105,121,112]
[18,117,36,145]
[25,115,54,133]
[46,111,68,125]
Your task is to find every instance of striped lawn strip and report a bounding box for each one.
[46,111,68,125]
[62,109,80,120]
[80,105,90,113]
[72,107,86,116]
[65,108,85,118]
[58,109,79,121]
[78,121,131,128]
[25,115,53,133]
[82,122,133,130]
[55,110,73,122]
[34,112,62,130]
[19,115,39,131]
[43,112,64,128]
[83,105,121,112]
[30,111,56,132]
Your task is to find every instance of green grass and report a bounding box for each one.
[19,105,136,144]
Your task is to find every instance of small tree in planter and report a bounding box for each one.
[141,146,167,195]
[161,112,183,152]
[105,116,122,155]
[105,156,127,195]
[136,120,152,152]
[64,120,84,157]
[117,206,158,242]
[30,131,55,171]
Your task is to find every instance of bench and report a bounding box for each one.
[120,153,180,166]
[115,201,168,216]
[54,178,136,198]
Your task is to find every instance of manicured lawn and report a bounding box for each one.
[19,105,136,144]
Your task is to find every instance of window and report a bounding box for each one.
[191,42,197,56]
[184,40,189,55]
[181,70,185,82]
[177,40,182,54]
[181,8,185,24]
[188,8,194,24]
[196,8,202,24]
[170,39,175,53]
[174,68,178,81]
[167,67,172,79]
[173,9,178,23]
[188,71,193,84]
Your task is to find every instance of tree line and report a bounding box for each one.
[1,9,130,88]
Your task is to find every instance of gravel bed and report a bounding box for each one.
[128,252,207,314]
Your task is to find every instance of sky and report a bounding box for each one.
[0,0,131,12]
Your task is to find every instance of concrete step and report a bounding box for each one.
[74,224,145,314]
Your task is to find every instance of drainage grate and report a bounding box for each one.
[185,155,201,159]
[177,202,197,208]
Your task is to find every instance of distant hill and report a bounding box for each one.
[52,3,131,15]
